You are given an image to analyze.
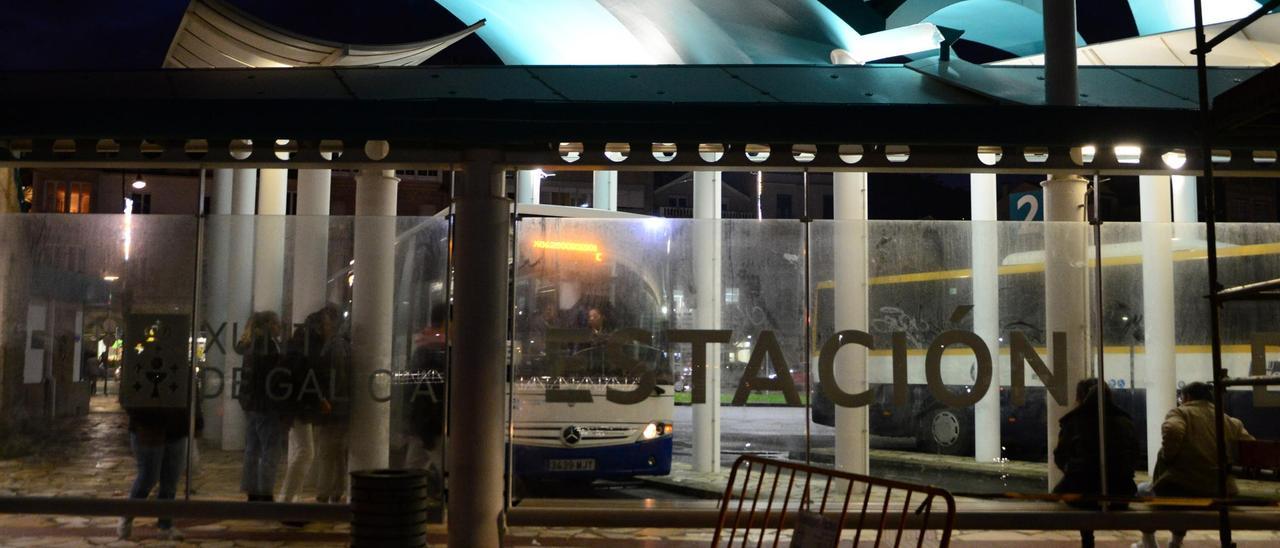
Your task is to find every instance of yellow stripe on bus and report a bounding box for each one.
[864,344,1253,357]
[809,242,1280,288]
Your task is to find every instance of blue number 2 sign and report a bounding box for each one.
[1010,190,1043,221]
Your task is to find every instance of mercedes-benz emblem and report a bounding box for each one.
[562,425,582,445]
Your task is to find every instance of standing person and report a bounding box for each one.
[98,350,111,396]
[1134,382,1255,548]
[235,311,287,502]
[1052,378,1139,548]
[405,304,448,494]
[311,309,351,503]
[278,306,340,505]
[118,346,189,541]
[83,348,102,396]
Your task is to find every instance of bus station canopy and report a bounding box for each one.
[0,62,1275,174]
[163,0,484,68]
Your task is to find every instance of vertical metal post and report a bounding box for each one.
[1191,1,1233,545]
[801,169,812,466]
[185,168,207,499]
[447,150,510,546]
[1088,175,1109,499]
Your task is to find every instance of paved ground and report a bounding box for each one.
[1,396,1278,546]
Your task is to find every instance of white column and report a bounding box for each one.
[592,171,618,211]
[1140,175,1176,475]
[448,152,509,547]
[971,173,1001,463]
[253,169,288,315]
[516,170,541,205]
[1041,175,1089,489]
[833,171,869,474]
[349,168,399,473]
[692,170,723,473]
[291,169,332,321]
[203,169,233,443]
[223,168,257,451]
[1172,175,1198,241]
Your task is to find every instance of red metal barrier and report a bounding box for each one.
[711,455,956,547]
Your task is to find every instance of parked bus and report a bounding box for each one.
[511,206,676,481]
[809,222,1280,460]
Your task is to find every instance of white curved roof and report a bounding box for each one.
[163,0,484,68]
[994,12,1280,67]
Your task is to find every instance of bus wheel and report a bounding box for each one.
[917,408,966,455]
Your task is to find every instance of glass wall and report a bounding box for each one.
[512,217,1280,501]
[0,213,198,497]
[193,215,450,514]
[2,211,1277,512]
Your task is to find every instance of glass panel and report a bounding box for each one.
[511,217,807,500]
[511,217,678,496]
[0,213,198,497]
[194,215,451,517]
[1100,221,1280,502]
[810,220,1050,494]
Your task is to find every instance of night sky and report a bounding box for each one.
[0,1,499,70]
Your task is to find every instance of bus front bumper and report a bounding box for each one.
[514,437,673,479]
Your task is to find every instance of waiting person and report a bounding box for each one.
[405,307,448,494]
[311,311,351,503]
[1134,382,1254,548]
[118,346,189,541]
[279,305,342,505]
[235,310,288,502]
[1052,378,1139,548]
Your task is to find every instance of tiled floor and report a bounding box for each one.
[1,396,1278,546]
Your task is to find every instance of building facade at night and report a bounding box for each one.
[1,1,1280,546]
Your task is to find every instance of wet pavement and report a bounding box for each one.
[2,396,1279,546]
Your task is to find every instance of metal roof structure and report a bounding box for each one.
[1,63,1275,176]
[163,0,484,68]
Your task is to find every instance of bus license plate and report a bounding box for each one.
[547,458,596,472]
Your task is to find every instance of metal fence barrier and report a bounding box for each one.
[712,455,957,547]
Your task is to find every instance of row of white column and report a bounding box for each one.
[516,169,618,210]
[202,166,397,477]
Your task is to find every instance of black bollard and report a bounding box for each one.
[350,469,430,547]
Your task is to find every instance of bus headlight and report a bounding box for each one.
[642,422,660,440]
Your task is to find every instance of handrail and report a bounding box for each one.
[0,495,1277,533]
[0,497,350,522]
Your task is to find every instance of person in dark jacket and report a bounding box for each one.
[311,310,351,503]
[117,345,191,541]
[1052,378,1140,547]
[278,305,344,520]
[235,310,287,502]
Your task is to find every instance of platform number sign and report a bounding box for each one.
[1010,190,1043,221]
[120,314,190,409]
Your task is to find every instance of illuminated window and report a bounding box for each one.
[43,181,92,213]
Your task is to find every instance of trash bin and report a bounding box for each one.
[350,469,430,547]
